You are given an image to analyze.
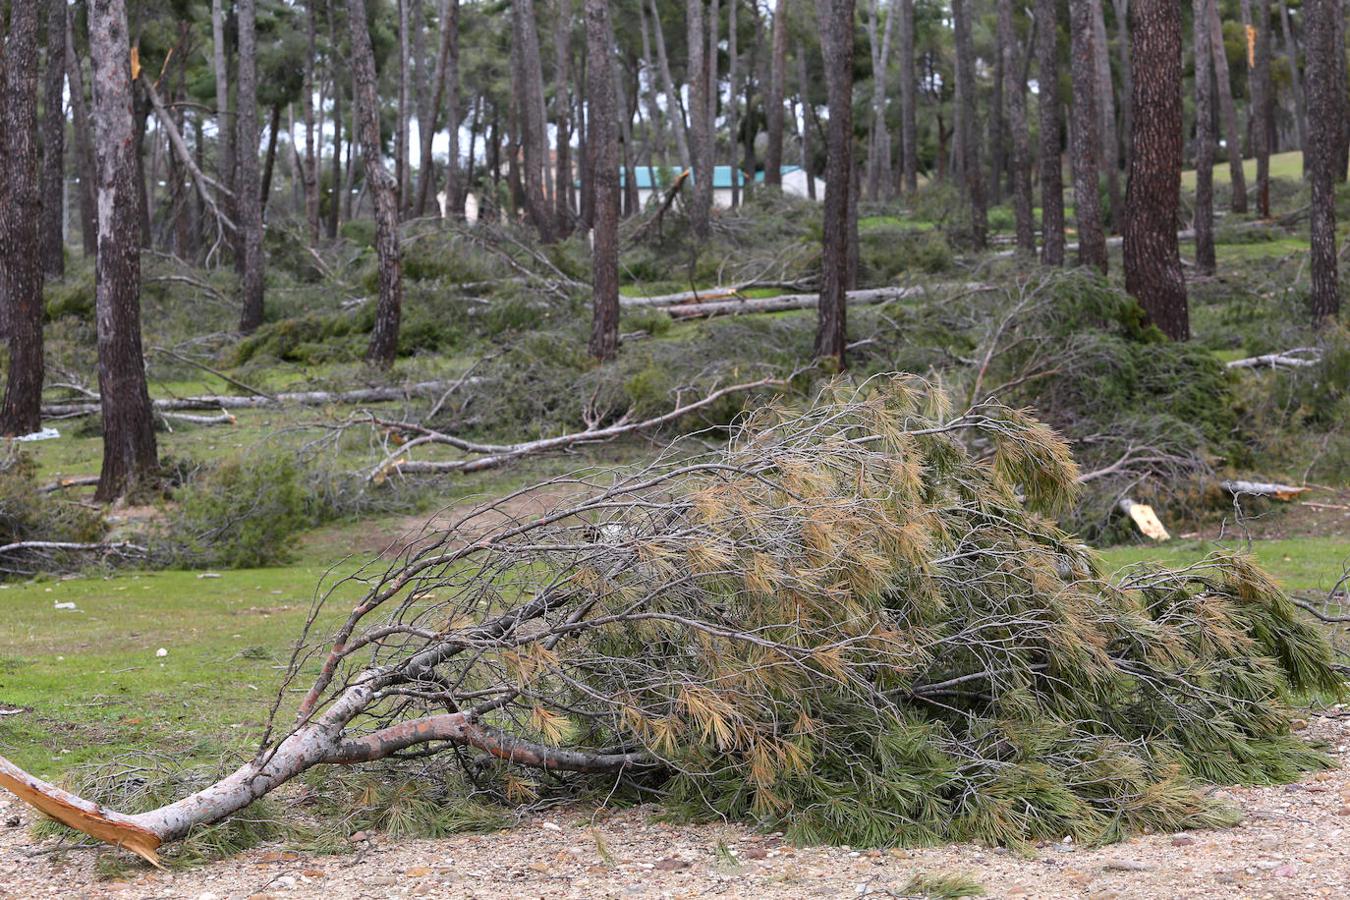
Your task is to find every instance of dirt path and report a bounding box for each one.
[2,714,1348,900]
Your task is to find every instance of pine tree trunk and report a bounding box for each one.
[411,0,430,211]
[40,0,66,279]
[260,103,282,211]
[1069,0,1108,271]
[303,0,321,243]
[65,9,99,259]
[1037,0,1065,265]
[211,0,235,215]
[553,0,574,232]
[1000,0,1035,255]
[236,0,266,334]
[989,1,1006,205]
[1206,0,1247,212]
[1334,4,1348,183]
[797,38,816,199]
[1123,0,1188,341]
[1253,0,1273,217]
[1277,0,1307,154]
[814,0,857,369]
[764,0,789,187]
[1304,0,1341,322]
[347,0,404,367]
[586,0,620,362]
[867,0,896,202]
[1091,0,1119,229]
[437,0,463,218]
[952,0,987,248]
[728,0,740,206]
[1192,0,1216,275]
[327,3,343,239]
[900,0,917,193]
[649,0,692,170]
[1113,0,1134,173]
[512,0,554,241]
[88,0,160,501]
[686,0,712,239]
[396,0,410,211]
[1,0,46,436]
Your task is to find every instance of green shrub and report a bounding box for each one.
[44,269,97,321]
[160,455,313,568]
[860,227,953,281]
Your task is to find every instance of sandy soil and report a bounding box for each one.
[2,715,1349,900]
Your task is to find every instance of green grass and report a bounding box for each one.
[1099,537,1350,595]
[1181,150,1303,189]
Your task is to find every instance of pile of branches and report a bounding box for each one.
[0,377,1336,862]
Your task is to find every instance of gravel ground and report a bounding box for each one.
[2,714,1349,900]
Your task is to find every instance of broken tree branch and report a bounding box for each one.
[1225,348,1322,370]
[660,283,994,319]
[41,380,468,419]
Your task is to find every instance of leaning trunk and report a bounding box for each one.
[1123,0,1188,340]
[348,0,404,367]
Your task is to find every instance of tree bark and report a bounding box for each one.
[1123,0,1188,341]
[88,0,160,501]
[512,0,555,241]
[649,0,692,169]
[211,0,235,214]
[436,0,463,218]
[553,0,574,232]
[765,0,789,187]
[952,0,987,248]
[899,0,918,193]
[728,0,740,206]
[303,1,321,244]
[1276,0,1307,154]
[40,0,66,279]
[1036,0,1066,265]
[586,0,620,362]
[1206,0,1247,212]
[411,0,430,212]
[260,103,282,211]
[1,0,46,436]
[327,3,344,239]
[814,0,857,369]
[866,0,897,201]
[236,0,266,334]
[686,0,712,239]
[797,38,816,199]
[1069,0,1108,272]
[1304,0,1341,322]
[347,0,405,367]
[1091,0,1119,229]
[1192,0,1216,275]
[65,9,99,259]
[1112,0,1133,173]
[1000,0,1035,255]
[1253,0,1273,217]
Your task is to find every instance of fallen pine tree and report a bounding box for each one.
[0,377,1337,862]
[40,380,465,419]
[661,283,994,319]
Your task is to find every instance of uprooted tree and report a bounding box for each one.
[0,378,1337,862]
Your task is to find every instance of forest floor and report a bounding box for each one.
[2,714,1348,899]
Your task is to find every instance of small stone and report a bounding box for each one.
[4,816,19,828]
[1274,864,1298,878]
[1101,860,1152,872]
[743,848,768,860]
[1171,835,1195,847]
[1336,806,1350,816]
[654,857,690,871]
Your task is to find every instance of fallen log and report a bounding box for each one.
[38,475,101,494]
[41,380,465,419]
[620,280,814,309]
[1225,348,1321,370]
[1221,480,1310,500]
[662,283,994,319]
[370,375,786,480]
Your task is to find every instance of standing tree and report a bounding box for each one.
[1090,0,1119,229]
[66,7,99,259]
[1123,0,1188,341]
[687,0,713,238]
[211,0,235,220]
[1036,0,1065,265]
[512,0,554,242]
[303,0,321,243]
[0,0,45,436]
[1204,0,1247,212]
[764,0,789,188]
[952,0,987,247]
[348,0,404,367]
[586,0,620,362]
[899,0,918,193]
[1192,0,1216,276]
[1252,0,1273,217]
[1000,0,1035,255]
[1069,0,1108,272]
[237,0,266,333]
[40,0,66,279]
[1304,0,1341,322]
[88,0,159,501]
[814,0,857,369]
[866,0,897,201]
